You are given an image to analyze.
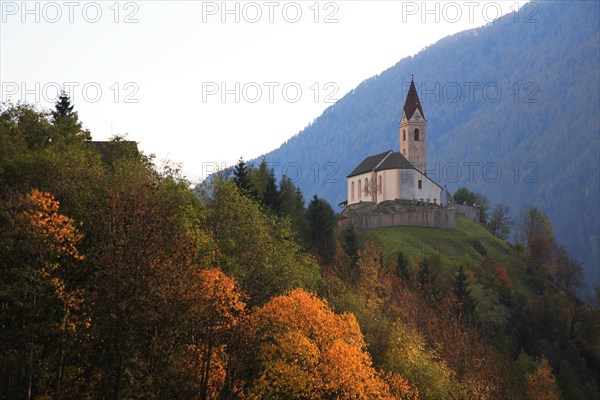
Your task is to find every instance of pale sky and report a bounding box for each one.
[1,1,526,181]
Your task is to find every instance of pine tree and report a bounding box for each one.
[263,168,281,213]
[396,251,410,283]
[305,195,336,265]
[341,224,359,267]
[52,90,75,122]
[233,157,255,197]
[51,89,88,141]
[454,265,476,321]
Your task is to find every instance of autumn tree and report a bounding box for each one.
[0,190,85,400]
[525,358,561,400]
[188,268,246,400]
[243,289,393,399]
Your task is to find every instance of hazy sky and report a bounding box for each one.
[1,1,526,181]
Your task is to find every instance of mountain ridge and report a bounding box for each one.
[256,1,600,283]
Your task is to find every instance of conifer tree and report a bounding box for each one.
[305,195,336,265]
[263,168,281,213]
[396,251,410,283]
[51,89,89,141]
[233,157,255,197]
[454,265,476,321]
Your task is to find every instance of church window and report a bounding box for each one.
[378,175,382,194]
[351,181,355,201]
[418,180,422,189]
[403,130,406,141]
[365,178,369,195]
[414,128,420,141]
[358,180,362,199]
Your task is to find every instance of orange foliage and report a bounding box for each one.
[191,268,246,400]
[19,189,84,330]
[526,358,561,400]
[384,371,420,400]
[20,189,84,262]
[493,264,514,289]
[246,288,393,399]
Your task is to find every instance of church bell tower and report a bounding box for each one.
[400,76,427,174]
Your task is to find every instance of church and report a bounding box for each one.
[345,78,443,207]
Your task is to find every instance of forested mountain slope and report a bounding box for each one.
[259,1,600,283]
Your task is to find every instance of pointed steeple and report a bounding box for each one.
[403,76,425,120]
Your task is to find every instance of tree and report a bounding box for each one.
[262,167,281,213]
[305,195,336,265]
[488,203,513,240]
[417,257,440,302]
[0,190,85,400]
[190,268,246,400]
[279,175,306,237]
[341,224,359,267]
[454,266,476,322]
[525,358,561,400]
[52,90,75,121]
[244,289,393,399]
[51,90,88,141]
[396,250,410,283]
[453,187,477,205]
[516,205,555,282]
[200,177,321,306]
[232,157,255,198]
[553,245,585,295]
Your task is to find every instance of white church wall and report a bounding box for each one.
[347,172,375,206]
[380,169,398,202]
[399,169,442,204]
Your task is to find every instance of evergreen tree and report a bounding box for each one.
[279,176,306,236]
[396,251,410,283]
[417,257,441,302]
[263,168,281,213]
[233,157,255,197]
[50,89,88,141]
[341,224,359,267]
[52,90,75,121]
[454,265,476,321]
[305,195,336,265]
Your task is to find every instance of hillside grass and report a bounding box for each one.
[362,216,532,297]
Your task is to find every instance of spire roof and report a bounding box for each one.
[403,78,425,120]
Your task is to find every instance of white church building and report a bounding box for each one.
[346,79,443,207]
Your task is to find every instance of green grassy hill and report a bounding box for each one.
[362,216,533,297]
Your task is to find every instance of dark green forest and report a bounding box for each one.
[258,1,600,284]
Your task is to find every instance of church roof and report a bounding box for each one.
[347,151,417,177]
[375,152,415,172]
[347,150,392,177]
[403,79,425,120]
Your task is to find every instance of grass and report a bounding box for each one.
[361,216,532,297]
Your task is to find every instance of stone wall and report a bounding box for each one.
[338,206,456,230]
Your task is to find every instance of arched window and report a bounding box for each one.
[351,181,355,201]
[378,175,382,194]
[414,128,420,141]
[358,180,362,199]
[403,129,406,141]
[365,178,369,195]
